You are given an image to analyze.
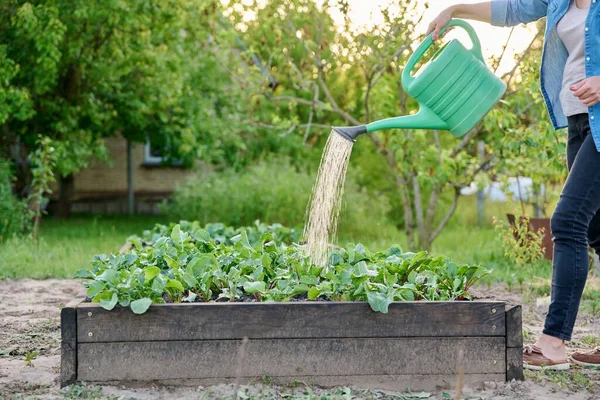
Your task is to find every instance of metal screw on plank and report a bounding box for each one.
[89,366,93,370]
[492,325,496,330]
[88,312,93,317]
[493,360,497,365]
[88,332,93,337]
[492,308,497,313]
[89,349,94,354]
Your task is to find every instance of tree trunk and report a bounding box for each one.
[56,174,75,218]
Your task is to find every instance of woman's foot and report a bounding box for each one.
[570,347,600,367]
[523,334,570,371]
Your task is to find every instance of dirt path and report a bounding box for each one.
[1,279,599,400]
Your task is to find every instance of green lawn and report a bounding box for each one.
[0,215,169,279]
[0,196,540,280]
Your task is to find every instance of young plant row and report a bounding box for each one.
[73,222,489,314]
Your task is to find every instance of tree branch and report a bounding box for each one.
[429,187,461,244]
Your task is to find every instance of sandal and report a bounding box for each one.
[523,345,570,371]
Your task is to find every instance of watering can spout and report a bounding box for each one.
[332,107,447,142]
[332,125,368,142]
[365,107,447,133]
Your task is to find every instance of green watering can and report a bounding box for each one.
[334,19,507,142]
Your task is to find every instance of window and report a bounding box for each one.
[143,140,183,167]
[144,140,164,164]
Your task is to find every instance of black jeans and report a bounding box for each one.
[544,113,598,341]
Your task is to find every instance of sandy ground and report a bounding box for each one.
[1,279,599,400]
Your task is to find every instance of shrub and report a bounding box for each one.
[161,158,395,243]
[0,159,32,241]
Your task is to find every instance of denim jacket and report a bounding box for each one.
[491,0,600,151]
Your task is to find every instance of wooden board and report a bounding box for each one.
[77,301,506,343]
[505,304,524,381]
[60,299,81,387]
[77,337,506,382]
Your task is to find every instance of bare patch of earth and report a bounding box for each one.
[1,279,599,400]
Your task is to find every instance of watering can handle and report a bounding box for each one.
[401,19,483,89]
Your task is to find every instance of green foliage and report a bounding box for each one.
[0,159,32,240]
[28,136,58,239]
[162,158,393,241]
[493,215,545,268]
[73,222,489,314]
[2,0,297,197]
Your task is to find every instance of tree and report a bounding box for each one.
[226,0,559,251]
[1,0,291,216]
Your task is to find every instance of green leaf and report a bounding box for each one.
[163,255,179,269]
[86,281,105,297]
[261,253,272,269]
[127,236,143,251]
[243,281,266,294]
[151,274,167,293]
[193,229,211,243]
[366,291,392,314]
[97,269,119,284]
[99,293,118,311]
[166,279,184,292]
[72,269,94,279]
[130,298,153,314]
[307,286,321,300]
[182,272,198,288]
[171,224,184,244]
[291,284,310,295]
[144,266,161,282]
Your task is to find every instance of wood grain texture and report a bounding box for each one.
[60,299,82,387]
[505,304,523,382]
[506,346,524,381]
[77,301,505,343]
[84,374,506,392]
[77,337,506,382]
[505,304,523,348]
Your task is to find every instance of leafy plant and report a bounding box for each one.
[28,136,57,239]
[0,158,32,241]
[493,215,545,268]
[24,349,39,368]
[73,221,489,315]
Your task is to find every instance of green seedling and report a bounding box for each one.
[24,349,39,367]
[73,221,489,315]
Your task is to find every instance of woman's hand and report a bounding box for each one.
[571,77,600,107]
[426,7,455,40]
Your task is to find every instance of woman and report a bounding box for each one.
[428,0,600,370]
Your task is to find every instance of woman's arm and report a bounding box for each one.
[426,3,492,40]
[427,1,549,39]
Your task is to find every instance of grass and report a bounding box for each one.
[0,194,554,281]
[0,215,169,279]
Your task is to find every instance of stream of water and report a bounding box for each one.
[303,130,354,266]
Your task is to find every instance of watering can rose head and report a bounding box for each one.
[334,19,507,142]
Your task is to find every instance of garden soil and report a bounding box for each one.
[1,279,599,400]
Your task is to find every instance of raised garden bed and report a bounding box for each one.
[61,299,523,391]
[62,221,524,390]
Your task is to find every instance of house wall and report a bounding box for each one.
[49,134,198,214]
[73,135,195,197]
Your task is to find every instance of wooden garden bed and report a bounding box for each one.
[61,300,523,391]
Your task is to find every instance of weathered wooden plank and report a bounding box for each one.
[505,304,523,348]
[83,374,506,392]
[77,337,506,381]
[505,304,523,381]
[77,301,505,342]
[506,346,524,381]
[61,299,81,387]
